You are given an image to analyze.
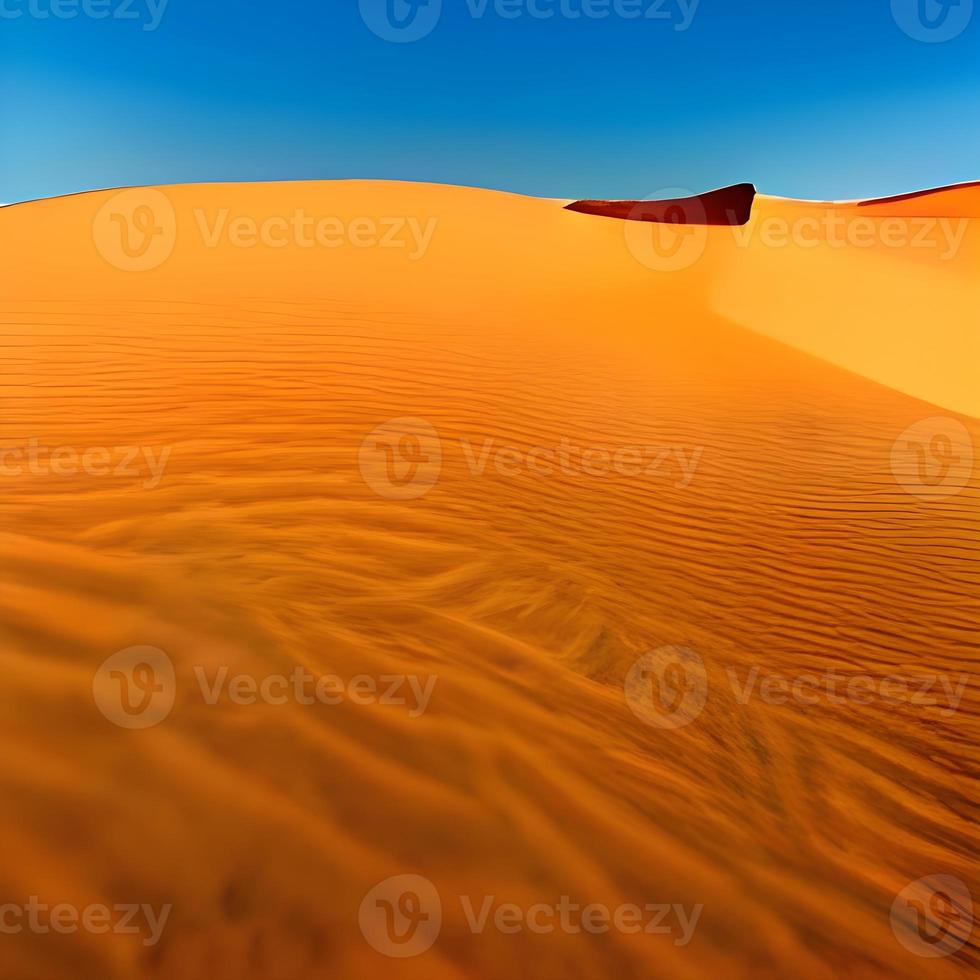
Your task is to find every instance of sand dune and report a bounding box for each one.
[709,186,980,418]
[0,180,977,979]
[858,181,980,216]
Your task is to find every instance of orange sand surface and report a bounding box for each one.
[0,180,977,979]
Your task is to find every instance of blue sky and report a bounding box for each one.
[2,0,978,203]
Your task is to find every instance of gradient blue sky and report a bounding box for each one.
[2,0,978,203]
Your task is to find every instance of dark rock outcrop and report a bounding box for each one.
[565,183,756,226]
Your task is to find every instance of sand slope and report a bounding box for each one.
[858,181,980,216]
[709,185,980,419]
[0,180,977,979]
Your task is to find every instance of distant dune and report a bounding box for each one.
[0,180,977,979]
[858,180,980,215]
[708,183,979,419]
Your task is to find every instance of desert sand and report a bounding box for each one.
[0,180,977,978]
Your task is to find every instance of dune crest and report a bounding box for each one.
[858,179,980,215]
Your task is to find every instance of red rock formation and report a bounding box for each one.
[565,183,756,226]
